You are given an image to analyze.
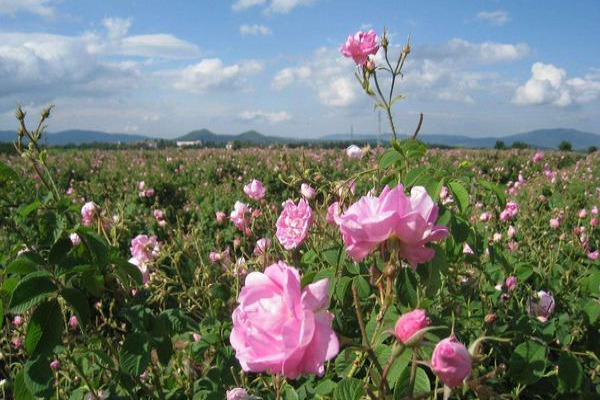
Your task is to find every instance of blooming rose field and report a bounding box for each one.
[0,30,599,400]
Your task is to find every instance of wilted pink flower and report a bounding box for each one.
[254,238,271,255]
[500,201,519,222]
[13,315,23,327]
[230,201,251,231]
[326,202,342,227]
[588,250,599,260]
[130,234,160,265]
[50,359,61,371]
[243,179,266,201]
[340,30,380,65]
[216,211,227,225]
[394,309,430,345]
[69,315,79,329]
[230,261,339,379]
[549,218,560,229]
[346,145,364,159]
[532,151,544,162]
[300,183,316,200]
[69,233,81,246]
[337,185,448,269]
[276,199,313,250]
[431,336,472,387]
[81,202,97,227]
[226,388,250,400]
[527,291,555,323]
[505,276,517,291]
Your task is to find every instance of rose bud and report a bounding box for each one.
[394,309,430,346]
[431,336,472,387]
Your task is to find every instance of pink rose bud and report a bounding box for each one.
[505,276,517,291]
[300,183,316,200]
[12,336,23,349]
[346,145,364,159]
[13,315,23,327]
[527,291,555,323]
[153,209,165,221]
[588,250,599,261]
[216,211,226,225]
[192,333,202,342]
[549,218,560,229]
[69,315,79,329]
[230,261,339,378]
[50,359,61,371]
[138,181,146,191]
[81,201,98,227]
[243,179,266,201]
[578,209,587,219]
[226,388,251,400]
[592,206,598,215]
[479,212,491,222]
[69,233,81,246]
[507,225,516,238]
[431,336,472,387]
[591,217,598,227]
[394,309,430,345]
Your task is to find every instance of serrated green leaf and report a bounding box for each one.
[14,370,35,400]
[25,299,63,356]
[509,340,547,385]
[333,378,365,400]
[60,287,90,329]
[24,355,53,398]
[9,271,58,314]
[119,332,151,376]
[558,351,584,393]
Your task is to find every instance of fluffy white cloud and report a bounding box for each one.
[476,10,510,26]
[232,0,315,14]
[420,38,529,64]
[239,24,272,36]
[271,66,311,90]
[239,110,291,123]
[513,62,600,106]
[0,0,55,17]
[170,58,263,93]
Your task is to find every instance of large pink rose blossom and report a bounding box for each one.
[340,30,380,65]
[276,199,313,250]
[394,309,430,344]
[431,336,472,387]
[130,234,160,265]
[230,261,339,379]
[243,180,266,201]
[336,185,448,269]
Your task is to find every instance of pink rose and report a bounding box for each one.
[130,234,160,265]
[300,183,316,200]
[505,276,517,291]
[243,179,266,201]
[254,238,271,255]
[69,233,81,247]
[68,315,79,329]
[549,218,560,229]
[81,201,98,227]
[13,315,23,327]
[507,225,516,238]
[532,151,544,162]
[216,211,226,225]
[500,201,519,222]
[577,209,587,219]
[394,309,430,344]
[276,199,313,250]
[50,359,61,371]
[226,388,250,400]
[462,243,474,255]
[346,145,364,159]
[340,30,380,65]
[230,201,251,231]
[336,185,448,269]
[326,202,342,227]
[153,209,165,221]
[431,336,472,387]
[230,261,339,379]
[527,290,555,323]
[587,250,599,261]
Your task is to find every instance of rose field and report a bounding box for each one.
[0,30,600,400]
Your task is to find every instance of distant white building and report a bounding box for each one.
[176,140,202,147]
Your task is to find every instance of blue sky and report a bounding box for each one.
[0,0,599,139]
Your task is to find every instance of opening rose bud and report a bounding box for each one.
[431,336,472,387]
[394,309,430,345]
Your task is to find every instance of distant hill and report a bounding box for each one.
[0,127,598,149]
[0,129,150,145]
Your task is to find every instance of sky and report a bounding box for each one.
[0,0,599,139]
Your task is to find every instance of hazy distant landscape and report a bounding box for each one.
[1,127,598,149]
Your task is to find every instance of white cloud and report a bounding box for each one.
[271,66,311,90]
[318,76,356,107]
[170,58,263,93]
[232,0,266,11]
[0,0,55,17]
[240,24,272,36]
[232,0,315,14]
[239,110,291,123]
[513,62,600,106]
[420,38,529,64]
[476,10,510,26]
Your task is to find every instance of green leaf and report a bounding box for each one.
[5,253,42,275]
[24,355,53,398]
[583,299,600,324]
[14,370,35,400]
[480,179,506,207]
[119,332,151,376]
[284,387,299,400]
[9,271,58,314]
[113,257,143,286]
[79,230,109,267]
[448,181,469,213]
[315,379,337,395]
[405,166,427,187]
[335,348,358,378]
[0,299,3,330]
[25,299,63,356]
[333,378,365,400]
[380,148,402,169]
[509,340,547,385]
[353,275,370,299]
[60,287,90,329]
[49,236,72,265]
[394,366,430,398]
[18,200,42,218]
[558,351,584,393]
[0,159,19,184]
